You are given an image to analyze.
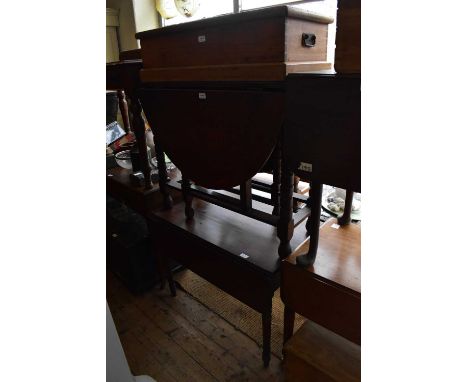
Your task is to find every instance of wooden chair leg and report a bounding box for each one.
[283,305,295,347]
[262,305,272,368]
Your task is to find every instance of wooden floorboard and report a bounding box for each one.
[107,271,285,382]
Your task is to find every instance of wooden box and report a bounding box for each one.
[136,6,334,82]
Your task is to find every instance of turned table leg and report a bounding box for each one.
[271,142,281,216]
[278,165,294,258]
[293,175,300,213]
[117,90,131,133]
[153,134,173,209]
[128,96,153,190]
[297,182,323,267]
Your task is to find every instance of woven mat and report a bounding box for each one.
[173,269,306,358]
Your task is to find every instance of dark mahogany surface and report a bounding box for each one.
[140,87,284,189]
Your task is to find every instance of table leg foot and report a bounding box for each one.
[262,307,272,368]
[283,305,295,348]
[167,271,176,297]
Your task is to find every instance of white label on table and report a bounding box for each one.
[299,162,313,172]
[199,92,206,100]
[198,35,206,43]
[239,253,249,259]
[331,223,340,229]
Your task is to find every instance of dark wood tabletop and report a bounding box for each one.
[284,218,361,295]
[150,197,309,276]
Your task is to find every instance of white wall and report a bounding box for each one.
[132,0,161,34]
[106,0,160,54]
[106,0,139,52]
[106,303,135,382]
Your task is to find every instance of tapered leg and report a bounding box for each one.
[306,182,313,234]
[128,96,152,190]
[156,250,166,291]
[338,190,354,226]
[117,90,131,133]
[153,133,173,209]
[182,175,194,220]
[297,182,323,267]
[278,166,294,258]
[293,175,300,213]
[166,260,177,297]
[271,143,281,216]
[160,251,176,296]
[262,305,272,367]
[283,305,295,348]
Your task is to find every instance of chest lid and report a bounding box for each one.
[137,5,334,82]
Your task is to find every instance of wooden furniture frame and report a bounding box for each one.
[148,198,310,367]
[136,4,334,234]
[138,82,312,235]
[129,2,361,368]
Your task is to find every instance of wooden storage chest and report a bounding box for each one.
[136,5,334,82]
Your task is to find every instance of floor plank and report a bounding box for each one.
[154,285,284,381]
[108,276,218,382]
[107,271,285,381]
